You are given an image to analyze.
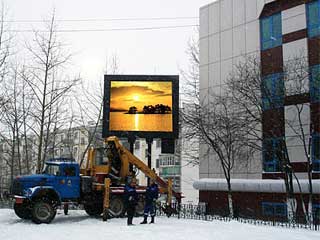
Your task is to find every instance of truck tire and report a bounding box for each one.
[14,203,32,220]
[32,201,56,224]
[84,203,103,216]
[109,196,125,217]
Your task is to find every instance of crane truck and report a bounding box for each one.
[11,136,181,223]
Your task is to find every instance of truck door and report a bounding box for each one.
[56,165,80,199]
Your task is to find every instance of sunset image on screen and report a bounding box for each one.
[109,81,173,132]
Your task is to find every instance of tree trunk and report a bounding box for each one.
[287,197,297,223]
[227,180,234,218]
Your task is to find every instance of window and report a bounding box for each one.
[55,149,59,156]
[312,134,320,172]
[313,204,320,221]
[156,139,161,148]
[134,141,140,150]
[44,164,60,176]
[262,202,287,217]
[74,131,79,140]
[64,166,76,176]
[262,73,284,110]
[73,147,78,158]
[262,138,283,172]
[310,65,320,102]
[307,1,320,38]
[260,13,282,50]
[80,137,86,145]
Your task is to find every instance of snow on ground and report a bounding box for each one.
[0,209,319,240]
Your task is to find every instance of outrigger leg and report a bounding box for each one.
[102,178,111,221]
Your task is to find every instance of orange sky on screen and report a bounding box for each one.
[110,81,172,111]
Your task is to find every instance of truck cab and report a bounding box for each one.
[42,160,80,200]
[11,158,81,223]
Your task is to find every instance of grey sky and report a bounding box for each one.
[5,0,213,83]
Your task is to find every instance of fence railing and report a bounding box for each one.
[0,200,13,209]
[1,200,319,231]
[156,203,320,231]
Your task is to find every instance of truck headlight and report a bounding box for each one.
[23,188,33,197]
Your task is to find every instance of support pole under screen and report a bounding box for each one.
[128,135,136,172]
[146,137,153,186]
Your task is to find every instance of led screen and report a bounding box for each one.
[103,75,179,139]
[109,81,173,132]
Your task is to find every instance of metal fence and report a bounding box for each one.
[0,200,13,209]
[157,203,320,231]
[1,200,319,231]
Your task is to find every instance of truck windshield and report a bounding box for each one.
[44,164,60,176]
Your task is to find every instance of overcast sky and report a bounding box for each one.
[4,0,214,84]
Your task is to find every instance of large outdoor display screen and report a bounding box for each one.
[103,75,179,139]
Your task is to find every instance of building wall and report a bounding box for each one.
[199,0,275,179]
[200,190,320,221]
[197,0,320,217]
[199,0,320,180]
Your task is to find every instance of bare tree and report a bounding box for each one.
[180,34,251,217]
[0,4,12,112]
[23,13,79,173]
[0,64,34,186]
[227,53,315,222]
[0,5,19,189]
[75,54,121,167]
[180,34,201,166]
[182,90,249,217]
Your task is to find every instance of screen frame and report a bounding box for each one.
[102,74,179,139]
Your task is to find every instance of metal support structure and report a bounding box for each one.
[146,137,153,186]
[128,135,136,172]
[102,178,111,221]
[167,178,173,207]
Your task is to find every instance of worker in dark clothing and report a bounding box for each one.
[141,179,159,224]
[124,178,138,225]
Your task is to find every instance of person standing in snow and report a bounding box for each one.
[140,179,159,224]
[124,178,138,225]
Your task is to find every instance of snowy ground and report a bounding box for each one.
[0,209,319,240]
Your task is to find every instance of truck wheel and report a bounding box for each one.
[32,201,56,224]
[109,196,125,217]
[14,203,32,220]
[84,203,103,216]
[135,197,145,216]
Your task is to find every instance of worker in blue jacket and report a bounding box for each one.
[141,179,159,224]
[125,178,138,225]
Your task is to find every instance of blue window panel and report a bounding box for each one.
[260,13,282,50]
[274,204,287,216]
[262,138,283,172]
[310,65,320,102]
[313,204,320,221]
[312,134,320,172]
[263,161,280,172]
[261,73,284,110]
[262,202,287,217]
[307,1,320,38]
[262,202,274,216]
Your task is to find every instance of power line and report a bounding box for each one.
[9,24,199,33]
[5,16,199,23]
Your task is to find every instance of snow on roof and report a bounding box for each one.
[193,178,320,194]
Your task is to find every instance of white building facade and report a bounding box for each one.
[196,0,320,219]
[199,0,275,180]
